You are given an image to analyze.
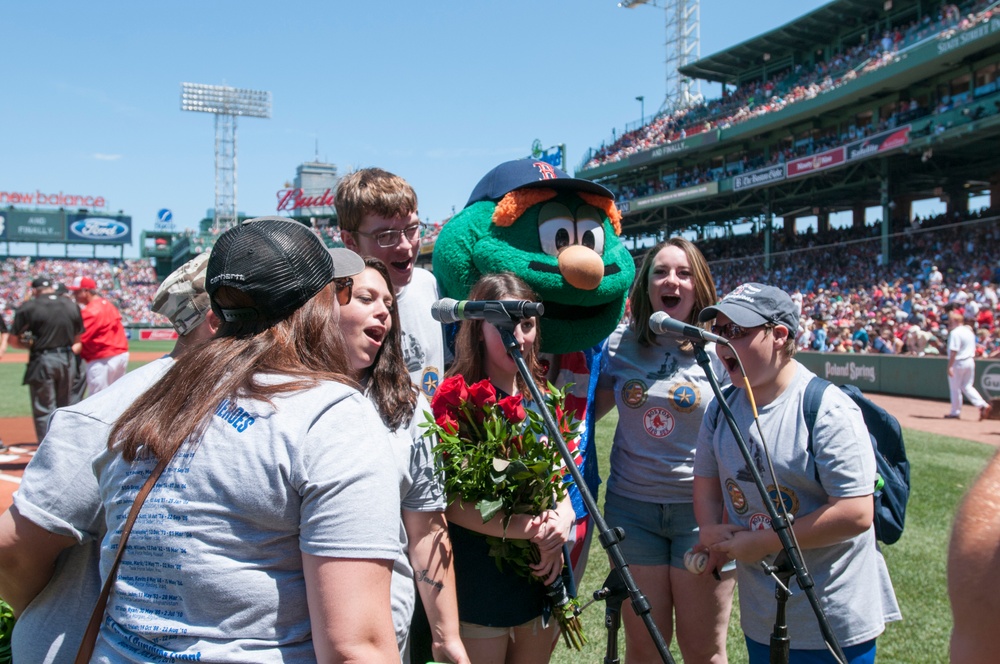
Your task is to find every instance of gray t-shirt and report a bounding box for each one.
[12,357,175,664]
[91,378,401,663]
[397,267,445,399]
[694,363,901,649]
[386,392,446,657]
[599,322,728,503]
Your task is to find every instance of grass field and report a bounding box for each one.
[0,340,172,417]
[548,417,993,664]
[1,349,992,662]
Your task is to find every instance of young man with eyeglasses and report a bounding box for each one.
[335,168,444,402]
[692,283,900,664]
[336,170,448,664]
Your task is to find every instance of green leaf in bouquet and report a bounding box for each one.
[476,497,504,523]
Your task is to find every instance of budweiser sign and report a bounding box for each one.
[276,188,335,211]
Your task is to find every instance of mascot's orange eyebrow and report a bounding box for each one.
[492,189,557,227]
[578,192,622,235]
[492,188,623,236]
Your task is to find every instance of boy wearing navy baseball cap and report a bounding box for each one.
[692,283,900,664]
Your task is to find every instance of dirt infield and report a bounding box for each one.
[0,390,996,515]
[0,351,165,364]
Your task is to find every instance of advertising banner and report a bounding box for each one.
[629,130,720,167]
[65,213,132,244]
[139,328,179,341]
[846,125,911,161]
[629,182,719,212]
[733,165,786,191]
[3,210,66,242]
[786,147,846,178]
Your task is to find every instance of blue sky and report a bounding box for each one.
[3,0,842,256]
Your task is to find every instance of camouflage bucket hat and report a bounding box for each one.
[152,252,211,336]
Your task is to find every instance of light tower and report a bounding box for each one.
[619,0,702,114]
[181,83,272,231]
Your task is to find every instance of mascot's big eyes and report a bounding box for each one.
[537,202,606,257]
[576,206,605,255]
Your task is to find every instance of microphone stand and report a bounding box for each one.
[693,343,847,664]
[492,317,675,664]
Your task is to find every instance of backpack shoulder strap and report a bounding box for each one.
[802,375,833,457]
[710,384,740,428]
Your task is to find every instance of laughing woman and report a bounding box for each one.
[338,257,469,664]
[595,237,736,664]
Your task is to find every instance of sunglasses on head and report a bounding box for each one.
[334,277,353,306]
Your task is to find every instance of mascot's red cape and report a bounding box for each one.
[432,159,635,574]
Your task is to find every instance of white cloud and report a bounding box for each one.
[93,153,123,161]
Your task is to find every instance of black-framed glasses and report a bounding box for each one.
[710,322,762,340]
[334,277,353,306]
[354,223,422,248]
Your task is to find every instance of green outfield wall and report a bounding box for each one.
[796,352,1000,401]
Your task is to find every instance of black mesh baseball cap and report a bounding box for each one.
[207,216,364,323]
[465,159,614,207]
[31,276,53,289]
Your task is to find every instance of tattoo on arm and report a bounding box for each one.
[415,569,444,590]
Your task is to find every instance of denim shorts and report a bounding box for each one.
[746,636,876,664]
[603,492,700,567]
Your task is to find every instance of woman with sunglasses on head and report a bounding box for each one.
[89,218,401,663]
[444,272,575,664]
[337,257,469,664]
[594,237,736,664]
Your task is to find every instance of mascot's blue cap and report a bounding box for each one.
[465,159,614,207]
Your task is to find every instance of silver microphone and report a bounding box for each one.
[649,312,730,346]
[431,298,544,324]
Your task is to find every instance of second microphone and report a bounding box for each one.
[431,298,545,324]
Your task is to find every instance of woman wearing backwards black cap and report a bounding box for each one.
[89,217,401,662]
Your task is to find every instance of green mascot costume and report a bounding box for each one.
[433,158,635,578]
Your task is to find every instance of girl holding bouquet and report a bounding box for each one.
[595,237,736,664]
[338,257,469,664]
[441,272,576,664]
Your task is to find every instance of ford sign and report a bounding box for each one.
[69,217,130,241]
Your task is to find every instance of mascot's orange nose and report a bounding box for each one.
[558,245,605,291]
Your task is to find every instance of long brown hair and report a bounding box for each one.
[446,272,545,396]
[110,284,356,462]
[360,257,418,430]
[630,236,717,348]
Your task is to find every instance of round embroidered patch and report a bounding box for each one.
[643,406,675,438]
[668,382,700,413]
[621,379,649,408]
[748,513,773,531]
[726,479,748,514]
[421,367,440,398]
[766,484,800,515]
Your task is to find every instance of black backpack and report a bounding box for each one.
[717,377,910,544]
[802,377,910,544]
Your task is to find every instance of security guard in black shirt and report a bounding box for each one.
[11,276,85,441]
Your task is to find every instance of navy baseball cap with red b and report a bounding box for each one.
[465,159,614,207]
[207,216,363,323]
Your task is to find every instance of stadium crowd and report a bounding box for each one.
[1,257,163,330]
[701,208,1000,357]
[4,207,1000,360]
[583,0,998,173]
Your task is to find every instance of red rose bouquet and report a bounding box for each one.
[425,375,586,649]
